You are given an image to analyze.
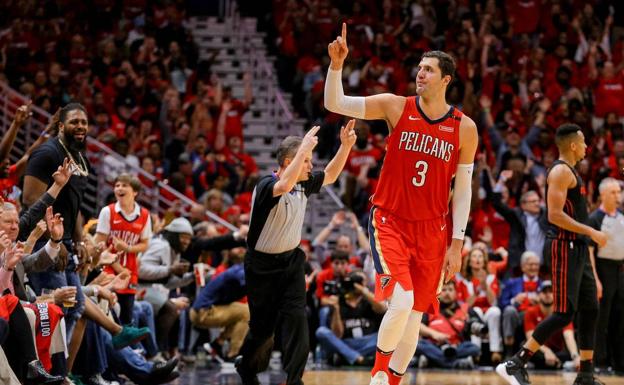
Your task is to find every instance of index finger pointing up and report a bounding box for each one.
[341,22,347,43]
[307,125,321,137]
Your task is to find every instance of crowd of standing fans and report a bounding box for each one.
[0,1,623,384]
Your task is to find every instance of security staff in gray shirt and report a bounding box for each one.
[236,120,356,385]
[588,177,624,370]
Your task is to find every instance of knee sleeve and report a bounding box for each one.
[389,311,423,374]
[376,284,414,352]
[531,310,574,345]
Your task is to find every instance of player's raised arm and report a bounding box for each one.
[324,23,403,129]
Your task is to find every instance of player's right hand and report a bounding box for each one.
[328,23,349,65]
[301,126,320,154]
[590,229,608,248]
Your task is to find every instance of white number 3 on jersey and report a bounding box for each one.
[412,160,429,187]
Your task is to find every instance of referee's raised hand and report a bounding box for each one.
[301,126,320,154]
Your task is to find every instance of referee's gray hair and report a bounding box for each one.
[276,136,303,167]
[520,251,539,265]
[598,177,621,194]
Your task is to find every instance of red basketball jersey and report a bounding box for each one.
[103,203,150,294]
[371,96,462,221]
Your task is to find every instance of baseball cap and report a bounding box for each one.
[164,217,194,235]
[539,280,553,292]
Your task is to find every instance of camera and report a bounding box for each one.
[441,344,458,359]
[323,280,341,296]
[469,321,488,336]
[464,309,488,337]
[323,272,364,296]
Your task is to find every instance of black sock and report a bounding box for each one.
[515,347,535,365]
[580,359,593,374]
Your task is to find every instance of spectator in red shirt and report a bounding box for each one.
[456,247,503,362]
[524,280,580,369]
[219,74,253,142]
[315,250,350,327]
[417,281,480,369]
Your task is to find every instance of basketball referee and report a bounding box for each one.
[236,120,356,385]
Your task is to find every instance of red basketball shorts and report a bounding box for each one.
[368,206,447,313]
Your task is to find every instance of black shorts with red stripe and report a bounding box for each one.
[544,238,598,313]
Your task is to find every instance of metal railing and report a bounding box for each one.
[0,82,236,231]
[222,2,299,137]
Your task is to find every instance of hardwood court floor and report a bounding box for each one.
[172,366,624,385]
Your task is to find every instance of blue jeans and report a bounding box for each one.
[73,321,107,377]
[28,240,85,338]
[416,339,480,368]
[318,306,332,328]
[132,301,158,357]
[315,326,377,365]
[102,327,154,383]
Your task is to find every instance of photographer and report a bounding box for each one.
[315,270,385,366]
[417,281,480,369]
[315,250,350,327]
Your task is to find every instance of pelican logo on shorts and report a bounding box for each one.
[380,275,391,290]
[439,125,454,133]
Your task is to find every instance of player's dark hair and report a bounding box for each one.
[554,123,583,148]
[421,51,456,81]
[276,136,303,167]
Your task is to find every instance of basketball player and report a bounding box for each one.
[94,173,152,325]
[325,24,478,385]
[496,124,608,385]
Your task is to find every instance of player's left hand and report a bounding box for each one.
[443,244,462,282]
[340,119,357,147]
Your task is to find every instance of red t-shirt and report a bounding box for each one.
[220,147,258,176]
[524,305,573,351]
[0,164,19,200]
[345,146,383,176]
[427,303,469,345]
[223,100,248,140]
[315,268,335,299]
[507,0,542,35]
[456,274,500,311]
[593,73,624,117]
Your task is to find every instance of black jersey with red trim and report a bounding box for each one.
[544,160,589,241]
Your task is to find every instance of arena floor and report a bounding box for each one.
[171,366,624,385]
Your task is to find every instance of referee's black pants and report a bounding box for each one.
[239,248,309,385]
[595,258,624,369]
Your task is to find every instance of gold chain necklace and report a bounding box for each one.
[58,137,89,177]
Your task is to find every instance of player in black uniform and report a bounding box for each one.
[496,124,608,385]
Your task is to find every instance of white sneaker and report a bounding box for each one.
[369,371,390,385]
[418,355,428,369]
